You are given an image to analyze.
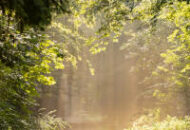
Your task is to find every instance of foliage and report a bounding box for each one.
[117,0,190,117]
[0,0,190,129]
[126,110,190,130]
[37,110,70,130]
[0,13,66,128]
[0,0,71,31]
[139,1,190,115]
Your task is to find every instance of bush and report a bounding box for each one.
[37,110,70,130]
[126,110,190,130]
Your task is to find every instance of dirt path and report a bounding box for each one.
[67,122,124,130]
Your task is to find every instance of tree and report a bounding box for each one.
[0,1,69,128]
[0,0,70,31]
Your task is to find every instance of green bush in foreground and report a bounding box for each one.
[126,110,190,130]
[37,110,70,130]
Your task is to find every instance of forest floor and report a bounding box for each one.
[69,122,125,130]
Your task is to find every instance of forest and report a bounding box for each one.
[0,0,190,130]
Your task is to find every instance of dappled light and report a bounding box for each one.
[0,0,190,130]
